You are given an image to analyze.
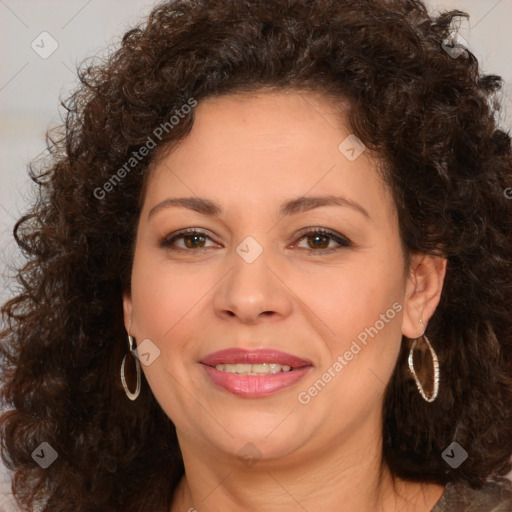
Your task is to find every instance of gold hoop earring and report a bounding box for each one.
[120,335,141,401]
[408,321,439,403]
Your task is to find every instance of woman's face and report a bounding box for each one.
[123,91,441,465]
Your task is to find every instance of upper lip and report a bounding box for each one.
[201,348,313,368]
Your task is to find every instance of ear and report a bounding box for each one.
[402,253,447,338]
[122,288,134,336]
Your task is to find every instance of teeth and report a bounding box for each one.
[215,363,292,375]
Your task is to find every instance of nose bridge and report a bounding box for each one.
[213,234,292,322]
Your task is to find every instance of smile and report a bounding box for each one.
[200,348,313,397]
[214,363,292,375]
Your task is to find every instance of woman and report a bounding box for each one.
[1,0,511,510]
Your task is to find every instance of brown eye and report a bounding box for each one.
[294,228,352,254]
[305,233,330,249]
[161,229,217,250]
[181,233,207,249]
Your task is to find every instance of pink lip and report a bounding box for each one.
[202,365,312,397]
[200,348,312,368]
[200,348,313,398]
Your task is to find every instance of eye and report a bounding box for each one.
[292,228,352,254]
[160,228,218,250]
[160,227,352,254]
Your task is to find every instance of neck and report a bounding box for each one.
[170,420,444,512]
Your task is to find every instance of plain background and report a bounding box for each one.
[1,1,511,509]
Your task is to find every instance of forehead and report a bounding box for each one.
[143,91,395,221]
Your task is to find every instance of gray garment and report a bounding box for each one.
[431,479,512,512]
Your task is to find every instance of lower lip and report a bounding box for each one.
[201,364,313,397]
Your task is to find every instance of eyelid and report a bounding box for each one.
[292,227,352,251]
[161,227,219,248]
[294,226,351,243]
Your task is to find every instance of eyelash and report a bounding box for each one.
[160,227,352,255]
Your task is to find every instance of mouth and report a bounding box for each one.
[200,348,313,397]
[200,347,312,371]
[212,362,294,375]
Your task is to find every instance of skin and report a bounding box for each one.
[123,91,447,512]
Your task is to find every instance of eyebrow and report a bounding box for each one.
[147,195,371,220]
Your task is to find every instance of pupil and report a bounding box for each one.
[309,235,328,249]
[185,234,204,248]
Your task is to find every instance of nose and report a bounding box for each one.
[213,243,293,325]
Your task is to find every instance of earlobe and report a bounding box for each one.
[122,290,134,335]
[402,253,447,338]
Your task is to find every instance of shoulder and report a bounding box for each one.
[431,478,512,512]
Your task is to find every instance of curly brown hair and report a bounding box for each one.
[1,0,512,510]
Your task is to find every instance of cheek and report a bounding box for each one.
[129,248,205,348]
[292,253,402,337]
[300,249,405,382]
[297,272,404,420]
[128,254,206,416]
